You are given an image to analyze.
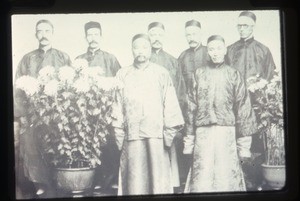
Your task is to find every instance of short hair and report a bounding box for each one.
[132,33,151,44]
[84,21,102,35]
[148,22,165,31]
[36,19,54,31]
[185,20,201,28]
[239,11,256,23]
[207,35,225,45]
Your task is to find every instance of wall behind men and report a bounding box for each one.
[11,10,281,82]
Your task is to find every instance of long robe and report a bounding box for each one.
[185,62,257,193]
[112,62,184,195]
[14,48,71,186]
[150,48,186,188]
[226,37,276,190]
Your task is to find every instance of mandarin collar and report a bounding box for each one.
[87,48,101,55]
[38,46,52,54]
[239,37,255,45]
[208,60,225,69]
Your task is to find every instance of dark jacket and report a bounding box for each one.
[76,48,121,77]
[226,37,276,82]
[186,62,257,138]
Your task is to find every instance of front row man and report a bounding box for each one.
[111,34,184,195]
[183,35,257,193]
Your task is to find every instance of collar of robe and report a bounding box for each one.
[239,37,255,46]
[87,47,101,55]
[38,46,52,54]
[208,60,225,69]
[152,48,162,54]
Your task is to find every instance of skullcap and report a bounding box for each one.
[148,22,165,31]
[239,11,256,22]
[185,20,201,28]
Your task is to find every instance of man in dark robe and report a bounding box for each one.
[226,11,276,190]
[112,34,184,195]
[177,19,209,188]
[147,22,186,193]
[14,19,71,198]
[76,21,122,194]
[178,20,208,92]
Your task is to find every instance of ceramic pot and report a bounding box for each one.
[261,163,286,190]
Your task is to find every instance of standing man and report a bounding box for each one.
[178,20,208,92]
[76,21,122,194]
[184,35,257,193]
[226,11,276,190]
[14,19,71,198]
[147,22,185,193]
[112,34,184,195]
[177,19,209,188]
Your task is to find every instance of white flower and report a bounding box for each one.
[44,80,59,96]
[38,65,56,77]
[257,79,268,89]
[58,66,76,82]
[72,59,89,71]
[15,76,40,96]
[38,66,56,85]
[73,78,90,93]
[81,67,105,79]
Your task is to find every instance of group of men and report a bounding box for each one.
[14,11,276,198]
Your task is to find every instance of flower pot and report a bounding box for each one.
[54,167,96,194]
[261,163,286,190]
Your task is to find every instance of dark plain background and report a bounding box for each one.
[0,0,298,201]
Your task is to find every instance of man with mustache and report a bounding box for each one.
[184,35,257,193]
[147,22,186,193]
[76,21,121,76]
[177,19,209,189]
[112,34,184,195]
[76,21,122,195]
[14,19,71,198]
[226,11,276,191]
[178,20,208,92]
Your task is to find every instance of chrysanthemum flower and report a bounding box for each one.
[44,80,59,96]
[15,75,40,96]
[58,66,76,83]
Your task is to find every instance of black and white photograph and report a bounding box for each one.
[11,10,285,199]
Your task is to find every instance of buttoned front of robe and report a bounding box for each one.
[111,62,184,195]
[186,62,257,138]
[227,37,276,81]
[178,45,208,91]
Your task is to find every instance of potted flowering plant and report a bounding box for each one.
[247,70,285,189]
[15,59,122,193]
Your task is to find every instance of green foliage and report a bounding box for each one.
[18,64,121,168]
[247,71,285,166]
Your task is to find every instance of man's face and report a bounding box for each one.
[237,16,255,39]
[86,28,102,50]
[185,26,202,48]
[148,27,165,50]
[207,40,227,64]
[132,38,151,64]
[35,23,53,47]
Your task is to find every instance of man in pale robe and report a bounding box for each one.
[183,35,257,193]
[111,34,184,195]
